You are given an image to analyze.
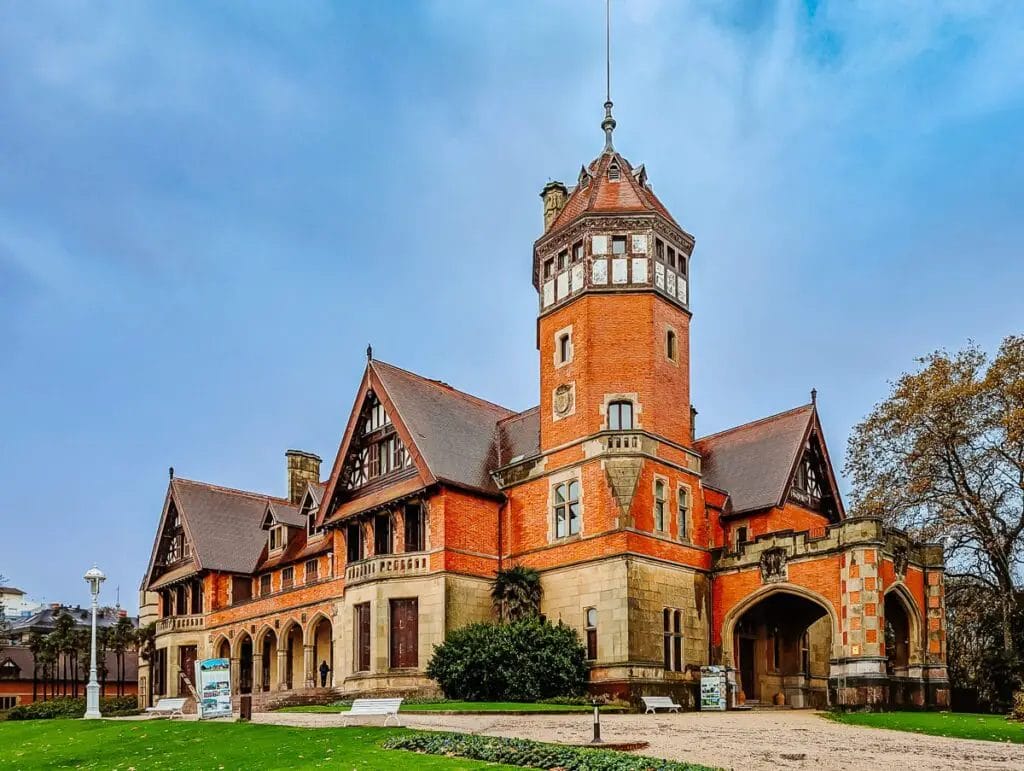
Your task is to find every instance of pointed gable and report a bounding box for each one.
[696,404,843,520]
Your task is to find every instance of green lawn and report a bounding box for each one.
[0,719,522,770]
[277,700,625,714]
[824,710,1024,744]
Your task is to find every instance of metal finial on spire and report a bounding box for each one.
[366,343,373,361]
[601,0,616,153]
[811,388,818,405]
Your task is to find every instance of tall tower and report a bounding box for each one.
[533,127,695,454]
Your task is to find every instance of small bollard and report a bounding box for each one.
[591,698,602,744]
[239,694,252,721]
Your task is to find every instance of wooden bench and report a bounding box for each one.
[145,697,187,719]
[342,697,403,726]
[642,695,681,714]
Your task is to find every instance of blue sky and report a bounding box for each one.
[1,1,1022,612]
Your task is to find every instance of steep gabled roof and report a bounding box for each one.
[264,500,305,529]
[545,150,682,235]
[495,406,541,467]
[696,404,825,516]
[371,360,516,493]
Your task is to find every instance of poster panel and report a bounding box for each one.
[195,658,232,719]
[700,665,727,711]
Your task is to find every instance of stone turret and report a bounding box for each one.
[540,181,569,231]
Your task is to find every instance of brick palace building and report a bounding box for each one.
[139,102,949,711]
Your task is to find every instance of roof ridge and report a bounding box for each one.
[696,403,814,444]
[372,359,516,416]
[497,404,540,426]
[172,477,284,502]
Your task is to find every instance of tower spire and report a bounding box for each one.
[601,0,616,153]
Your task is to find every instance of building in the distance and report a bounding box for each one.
[139,98,948,712]
[0,587,40,620]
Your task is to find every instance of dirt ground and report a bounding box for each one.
[256,709,1024,771]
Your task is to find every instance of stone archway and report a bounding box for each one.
[213,636,231,661]
[281,621,304,690]
[308,614,334,688]
[256,627,279,692]
[234,632,254,695]
[722,584,839,708]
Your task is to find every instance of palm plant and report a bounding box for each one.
[490,565,543,622]
[135,623,157,707]
[51,612,76,697]
[27,631,44,701]
[110,617,134,696]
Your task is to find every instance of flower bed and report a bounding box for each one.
[382,732,719,770]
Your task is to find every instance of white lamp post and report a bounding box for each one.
[83,565,106,719]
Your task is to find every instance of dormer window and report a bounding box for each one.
[307,508,321,537]
[607,400,634,431]
[269,525,286,552]
[608,162,620,181]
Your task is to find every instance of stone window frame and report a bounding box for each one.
[548,469,583,542]
[268,524,286,553]
[554,324,574,369]
[653,474,669,533]
[584,607,598,661]
[663,608,684,672]
[600,392,642,431]
[664,324,679,365]
[677,483,692,542]
[304,558,319,583]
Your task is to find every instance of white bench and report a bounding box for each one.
[343,697,403,726]
[642,695,681,714]
[145,697,187,719]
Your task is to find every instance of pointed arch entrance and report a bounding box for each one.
[309,615,334,688]
[258,628,279,691]
[282,621,304,689]
[235,632,254,695]
[722,585,838,708]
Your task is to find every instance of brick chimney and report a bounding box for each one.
[286,450,321,504]
[540,181,569,231]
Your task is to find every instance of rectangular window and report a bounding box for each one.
[282,566,294,589]
[558,333,571,364]
[269,526,285,551]
[557,249,568,270]
[355,603,371,672]
[232,576,252,604]
[305,559,319,582]
[190,580,203,614]
[655,238,664,261]
[735,526,748,548]
[374,514,392,555]
[260,574,271,596]
[678,486,690,541]
[346,523,364,563]
[663,609,684,672]
[389,598,419,669]
[404,503,426,552]
[0,696,16,710]
[553,479,581,538]
[607,400,634,430]
[544,258,555,279]
[572,241,584,263]
[611,235,627,254]
[667,246,676,270]
[654,479,667,531]
[585,608,598,661]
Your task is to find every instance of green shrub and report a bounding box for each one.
[382,732,716,770]
[426,617,587,701]
[1011,690,1024,722]
[6,696,140,720]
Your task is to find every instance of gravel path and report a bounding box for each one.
[254,709,1024,770]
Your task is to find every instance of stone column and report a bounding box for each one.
[252,653,264,693]
[230,657,240,695]
[833,545,887,707]
[923,558,950,707]
[304,644,316,689]
[277,649,289,690]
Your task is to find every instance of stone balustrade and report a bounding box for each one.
[345,553,430,586]
[156,614,205,633]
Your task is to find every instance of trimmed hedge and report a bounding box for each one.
[5,696,140,720]
[382,732,719,771]
[426,617,587,701]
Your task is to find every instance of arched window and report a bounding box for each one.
[677,486,690,541]
[666,329,678,361]
[607,400,633,431]
[608,162,620,181]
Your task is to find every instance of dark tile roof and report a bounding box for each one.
[267,500,305,528]
[372,360,516,494]
[307,482,326,506]
[496,406,541,467]
[0,586,26,595]
[11,605,138,634]
[696,404,814,515]
[171,478,280,575]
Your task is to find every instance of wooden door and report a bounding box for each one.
[389,599,418,669]
[355,603,371,672]
[178,645,197,697]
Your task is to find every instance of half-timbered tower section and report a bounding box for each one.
[140,116,948,711]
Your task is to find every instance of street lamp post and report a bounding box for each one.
[83,565,106,719]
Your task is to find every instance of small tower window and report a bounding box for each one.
[553,479,581,538]
[667,246,677,270]
[678,486,690,541]
[654,479,667,531]
[608,162,620,181]
[655,238,664,261]
[611,235,627,255]
[543,258,554,280]
[558,333,571,364]
[557,249,568,271]
[572,241,584,263]
[607,400,633,431]
[666,329,678,362]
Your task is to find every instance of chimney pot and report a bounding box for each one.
[285,449,322,504]
[540,181,569,231]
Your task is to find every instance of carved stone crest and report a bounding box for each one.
[893,546,909,579]
[553,383,574,417]
[760,547,787,583]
